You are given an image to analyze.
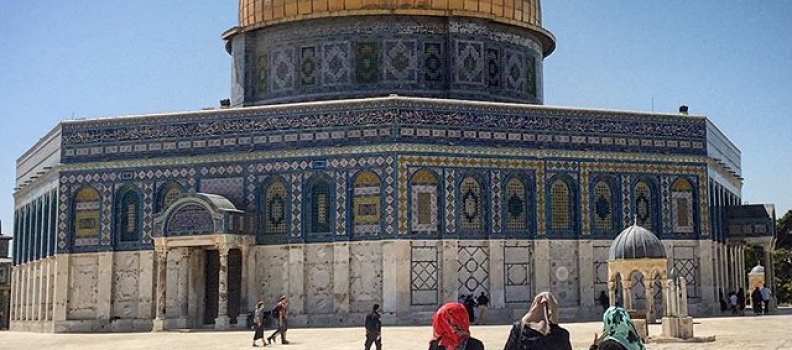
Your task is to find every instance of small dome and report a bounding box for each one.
[750,264,765,274]
[609,224,666,260]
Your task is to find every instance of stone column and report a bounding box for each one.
[287,245,305,315]
[623,286,632,310]
[440,240,459,303]
[97,252,114,322]
[175,248,190,328]
[608,280,616,308]
[382,240,410,315]
[578,241,595,311]
[152,248,168,331]
[533,240,551,294]
[214,247,230,330]
[51,254,70,326]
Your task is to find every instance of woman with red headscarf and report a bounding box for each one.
[429,303,485,350]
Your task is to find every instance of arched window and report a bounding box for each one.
[671,177,695,233]
[73,186,100,246]
[458,175,484,233]
[410,169,439,234]
[116,186,142,243]
[592,179,616,233]
[262,178,289,236]
[306,175,333,235]
[549,177,575,233]
[352,170,381,235]
[504,177,529,233]
[634,180,655,229]
[156,182,184,212]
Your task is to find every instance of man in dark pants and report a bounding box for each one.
[267,296,289,344]
[364,304,382,350]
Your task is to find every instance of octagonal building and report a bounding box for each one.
[10,1,766,332]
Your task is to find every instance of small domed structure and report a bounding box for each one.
[750,263,764,275]
[609,224,666,260]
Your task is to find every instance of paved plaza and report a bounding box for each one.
[1,312,790,350]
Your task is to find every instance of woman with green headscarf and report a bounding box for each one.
[589,306,644,350]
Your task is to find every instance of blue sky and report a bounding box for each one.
[0,1,790,240]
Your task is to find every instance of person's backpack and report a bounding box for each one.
[271,306,281,319]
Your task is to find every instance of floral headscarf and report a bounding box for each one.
[432,303,471,350]
[520,291,560,335]
[602,306,645,350]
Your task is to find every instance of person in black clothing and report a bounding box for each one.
[252,301,268,347]
[503,291,572,350]
[475,292,490,325]
[597,291,610,312]
[463,294,477,324]
[429,303,485,350]
[364,304,383,350]
[751,286,764,315]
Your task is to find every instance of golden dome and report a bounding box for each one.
[238,0,555,54]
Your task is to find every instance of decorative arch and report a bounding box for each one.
[261,177,289,237]
[73,186,101,246]
[671,177,695,234]
[548,174,577,235]
[591,176,618,234]
[305,173,334,236]
[633,178,658,232]
[409,168,440,234]
[503,174,532,235]
[457,173,487,234]
[351,170,382,236]
[115,184,143,244]
[156,181,185,213]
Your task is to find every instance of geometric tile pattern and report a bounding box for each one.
[270,47,296,93]
[411,169,440,234]
[100,183,112,246]
[199,177,245,209]
[142,182,154,244]
[291,173,303,237]
[486,48,500,88]
[322,41,352,86]
[526,56,537,96]
[631,272,646,310]
[411,246,438,306]
[622,175,632,228]
[384,156,396,235]
[355,42,379,84]
[424,42,444,83]
[455,40,484,85]
[491,170,502,234]
[445,169,456,235]
[671,177,695,234]
[504,48,525,92]
[634,180,654,230]
[592,178,615,233]
[57,183,69,252]
[673,246,699,298]
[504,176,528,234]
[458,175,483,233]
[383,40,417,83]
[458,244,489,295]
[580,168,590,235]
[504,245,532,303]
[299,46,318,86]
[336,171,347,236]
[661,176,672,234]
[352,170,381,235]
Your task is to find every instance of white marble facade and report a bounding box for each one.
[9,238,739,332]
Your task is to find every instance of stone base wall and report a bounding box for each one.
[9,238,728,332]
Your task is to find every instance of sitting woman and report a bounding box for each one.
[428,302,485,350]
[503,291,572,350]
[589,306,645,350]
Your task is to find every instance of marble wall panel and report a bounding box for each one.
[67,255,99,320]
[306,244,334,314]
[548,240,580,306]
[112,252,141,319]
[349,242,383,313]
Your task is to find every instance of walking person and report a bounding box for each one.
[761,285,772,314]
[597,291,610,313]
[428,303,485,350]
[751,286,764,315]
[252,301,268,347]
[364,304,383,350]
[267,296,290,344]
[475,292,490,325]
[729,292,738,315]
[503,291,573,350]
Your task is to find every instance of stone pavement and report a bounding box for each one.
[1,313,790,350]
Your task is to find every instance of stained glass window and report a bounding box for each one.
[672,178,695,233]
[117,188,141,242]
[635,181,653,229]
[505,177,528,232]
[353,170,381,235]
[264,179,288,235]
[74,187,100,245]
[593,180,614,232]
[308,176,333,234]
[459,176,483,232]
[411,169,439,233]
[550,179,571,231]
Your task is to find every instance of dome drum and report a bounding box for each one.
[228,15,547,106]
